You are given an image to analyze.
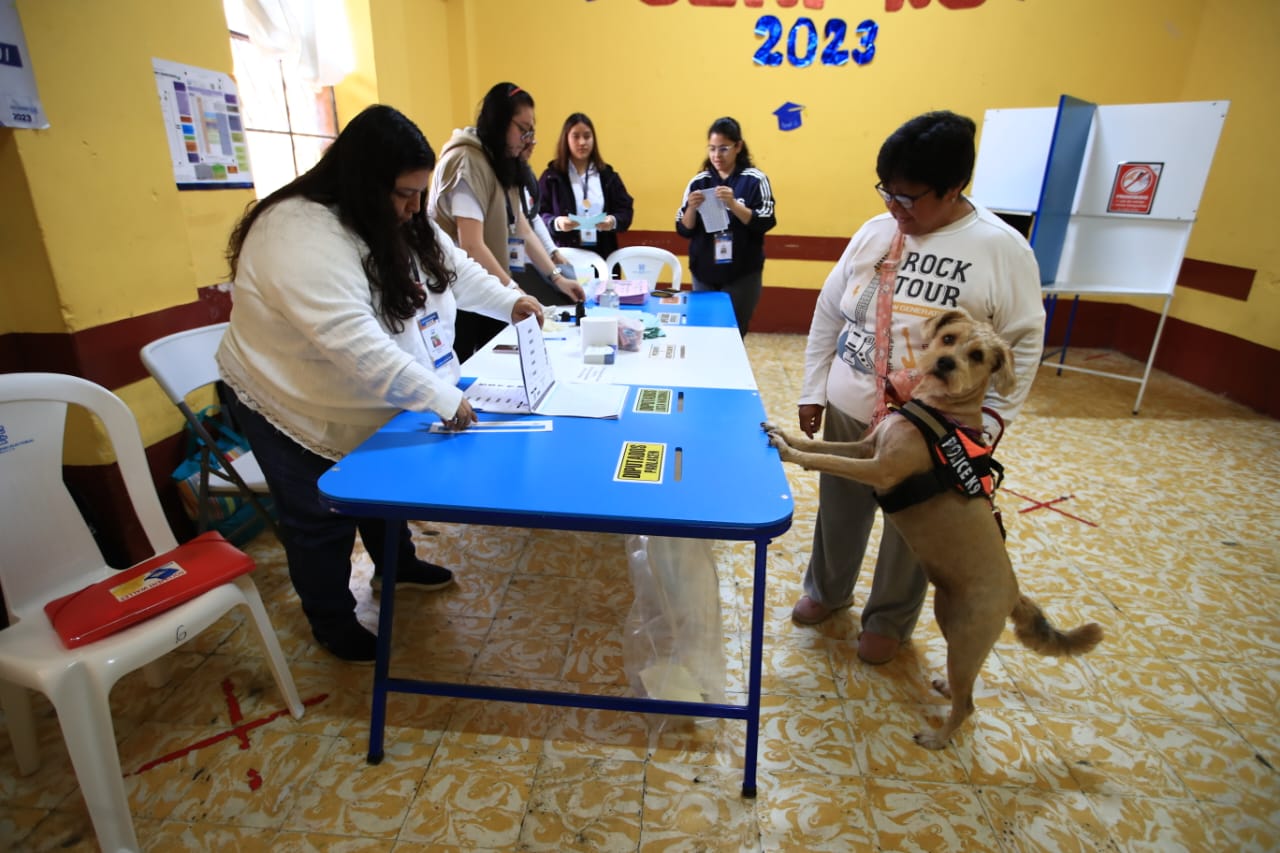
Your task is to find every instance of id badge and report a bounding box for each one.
[507,236,527,272]
[714,231,733,264]
[581,227,598,246]
[419,312,455,368]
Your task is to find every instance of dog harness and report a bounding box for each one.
[875,399,1004,515]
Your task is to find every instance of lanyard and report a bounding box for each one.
[505,186,535,229]
[575,164,593,213]
[505,163,538,229]
[870,231,906,426]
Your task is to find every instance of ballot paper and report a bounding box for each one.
[569,211,607,229]
[465,315,629,418]
[696,189,731,232]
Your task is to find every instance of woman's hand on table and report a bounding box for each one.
[444,399,477,431]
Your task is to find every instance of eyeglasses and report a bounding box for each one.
[707,145,735,157]
[514,121,536,143]
[874,182,931,210]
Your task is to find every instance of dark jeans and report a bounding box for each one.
[222,385,419,632]
[692,270,763,337]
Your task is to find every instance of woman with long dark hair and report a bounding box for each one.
[218,104,543,661]
[675,116,776,335]
[429,83,583,356]
[537,112,634,260]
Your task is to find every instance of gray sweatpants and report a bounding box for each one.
[800,404,929,641]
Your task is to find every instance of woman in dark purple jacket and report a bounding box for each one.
[538,113,634,259]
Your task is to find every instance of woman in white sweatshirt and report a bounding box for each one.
[790,111,1045,666]
[217,104,542,662]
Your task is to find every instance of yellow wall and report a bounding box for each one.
[1173,0,1280,347]
[359,0,455,136]
[3,0,251,461]
[413,0,1273,349]
[6,0,251,334]
[335,0,379,125]
[0,130,59,334]
[3,0,1275,441]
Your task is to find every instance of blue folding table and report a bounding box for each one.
[318,292,792,796]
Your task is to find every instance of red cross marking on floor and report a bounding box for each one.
[1002,488,1098,527]
[127,678,327,788]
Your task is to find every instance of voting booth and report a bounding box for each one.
[971,96,1229,413]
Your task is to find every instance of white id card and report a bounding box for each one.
[714,231,733,264]
[581,226,598,246]
[419,312,454,368]
[507,236,527,271]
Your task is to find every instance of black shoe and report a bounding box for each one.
[372,559,454,592]
[310,618,377,663]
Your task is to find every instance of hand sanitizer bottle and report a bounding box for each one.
[599,280,620,309]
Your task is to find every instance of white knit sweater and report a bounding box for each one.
[217,197,519,459]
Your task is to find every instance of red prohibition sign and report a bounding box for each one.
[1108,162,1161,214]
[1120,165,1155,194]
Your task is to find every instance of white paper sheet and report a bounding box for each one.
[534,381,627,419]
[464,323,756,391]
[696,190,731,232]
[428,419,553,434]
[464,380,530,414]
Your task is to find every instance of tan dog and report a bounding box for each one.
[765,308,1102,749]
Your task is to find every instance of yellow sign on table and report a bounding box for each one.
[615,442,665,483]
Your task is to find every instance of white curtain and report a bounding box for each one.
[228,0,355,87]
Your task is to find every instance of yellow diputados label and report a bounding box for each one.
[633,388,673,414]
[615,442,665,483]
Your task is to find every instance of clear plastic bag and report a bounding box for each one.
[622,535,727,705]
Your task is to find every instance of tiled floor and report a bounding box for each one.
[3,335,1279,851]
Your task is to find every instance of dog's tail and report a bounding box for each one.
[1011,595,1103,657]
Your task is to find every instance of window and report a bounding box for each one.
[225,10,338,198]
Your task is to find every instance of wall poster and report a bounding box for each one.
[153,57,254,190]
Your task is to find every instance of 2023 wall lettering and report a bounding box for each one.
[636,0,992,68]
[753,15,878,67]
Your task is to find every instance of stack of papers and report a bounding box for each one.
[696,190,731,232]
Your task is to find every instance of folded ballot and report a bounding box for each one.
[465,315,628,419]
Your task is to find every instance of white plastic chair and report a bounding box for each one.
[0,372,303,853]
[140,322,278,539]
[557,247,609,284]
[605,246,684,290]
